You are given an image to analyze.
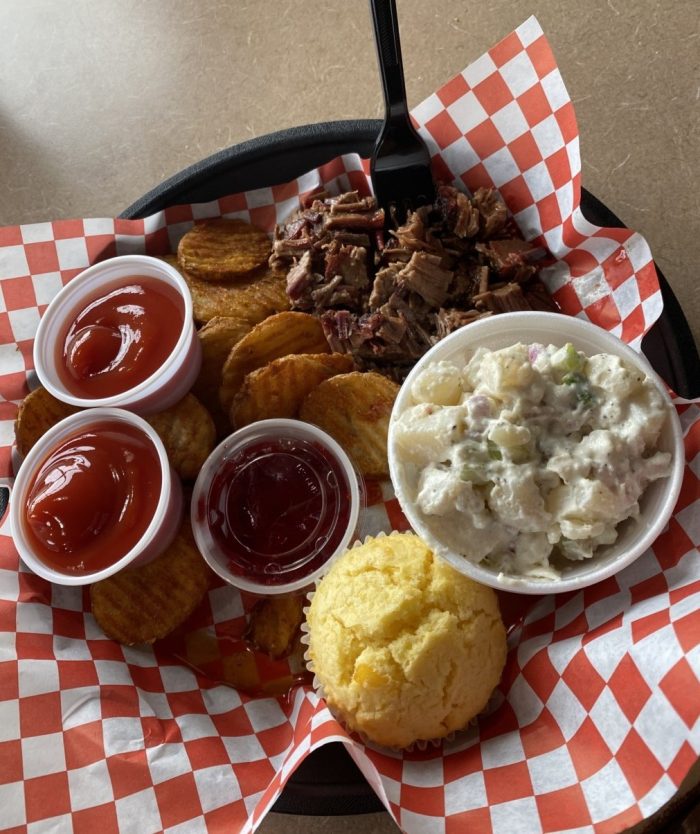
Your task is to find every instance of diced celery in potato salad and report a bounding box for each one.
[392,343,672,579]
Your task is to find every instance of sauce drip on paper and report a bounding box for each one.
[159,595,312,698]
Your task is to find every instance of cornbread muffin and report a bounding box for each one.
[306,533,507,748]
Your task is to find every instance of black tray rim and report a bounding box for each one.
[121,119,700,817]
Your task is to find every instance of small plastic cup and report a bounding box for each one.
[33,254,201,415]
[191,419,362,595]
[388,311,685,595]
[11,408,183,586]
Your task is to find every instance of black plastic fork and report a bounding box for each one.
[369,0,436,226]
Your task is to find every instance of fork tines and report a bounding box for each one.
[371,148,436,226]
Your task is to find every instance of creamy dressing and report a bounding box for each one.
[392,343,672,579]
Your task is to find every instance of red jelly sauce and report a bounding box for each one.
[24,421,162,574]
[203,437,352,586]
[58,277,184,398]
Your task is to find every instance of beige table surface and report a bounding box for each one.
[1,1,698,832]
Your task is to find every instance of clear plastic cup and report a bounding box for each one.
[388,311,685,595]
[11,408,183,586]
[33,254,201,415]
[191,419,362,595]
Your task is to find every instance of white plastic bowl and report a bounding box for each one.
[33,254,201,415]
[192,419,362,595]
[388,311,685,595]
[11,408,183,586]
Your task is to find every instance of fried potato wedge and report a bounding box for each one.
[158,255,289,326]
[14,387,80,458]
[177,218,271,282]
[146,394,216,481]
[219,311,330,415]
[299,371,399,478]
[192,316,255,435]
[230,352,355,428]
[247,594,306,659]
[90,521,211,646]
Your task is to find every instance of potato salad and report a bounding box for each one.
[391,343,672,578]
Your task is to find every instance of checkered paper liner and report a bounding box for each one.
[0,15,698,834]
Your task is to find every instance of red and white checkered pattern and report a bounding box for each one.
[0,16,698,834]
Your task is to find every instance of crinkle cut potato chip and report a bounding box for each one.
[90,520,212,646]
[14,386,80,458]
[146,393,216,481]
[247,594,306,659]
[14,387,216,479]
[192,315,255,435]
[177,218,271,282]
[157,254,289,326]
[230,352,355,428]
[219,311,330,415]
[299,371,399,478]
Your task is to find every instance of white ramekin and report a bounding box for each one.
[388,311,685,595]
[191,418,362,595]
[11,408,183,586]
[33,254,201,415]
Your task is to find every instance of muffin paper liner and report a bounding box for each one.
[1,16,699,834]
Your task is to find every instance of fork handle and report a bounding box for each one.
[369,0,410,124]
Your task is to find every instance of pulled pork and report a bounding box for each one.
[271,184,556,379]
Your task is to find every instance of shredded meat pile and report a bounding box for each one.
[270,185,557,380]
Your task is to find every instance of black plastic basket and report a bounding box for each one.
[122,120,700,815]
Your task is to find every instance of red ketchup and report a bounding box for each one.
[24,421,161,574]
[58,277,183,398]
[203,437,352,586]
